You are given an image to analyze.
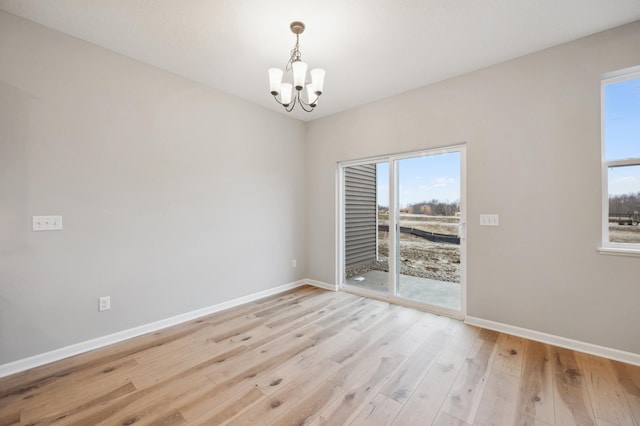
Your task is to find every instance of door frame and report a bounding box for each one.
[337,144,467,319]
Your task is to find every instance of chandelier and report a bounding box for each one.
[268,21,325,112]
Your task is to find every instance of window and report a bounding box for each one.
[601,66,640,255]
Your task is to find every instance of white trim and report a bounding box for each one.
[336,162,345,288]
[601,64,640,82]
[465,316,640,366]
[305,279,339,292]
[1,279,333,378]
[342,284,465,320]
[600,68,640,251]
[597,246,640,257]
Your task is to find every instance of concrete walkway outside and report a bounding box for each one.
[345,270,460,311]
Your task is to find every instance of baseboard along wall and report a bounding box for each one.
[2,280,637,377]
[465,316,640,367]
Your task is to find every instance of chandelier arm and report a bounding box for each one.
[284,94,297,112]
[296,92,317,112]
[272,94,284,106]
[298,92,320,108]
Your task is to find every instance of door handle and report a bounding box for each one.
[457,222,466,240]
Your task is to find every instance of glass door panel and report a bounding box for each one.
[396,152,461,310]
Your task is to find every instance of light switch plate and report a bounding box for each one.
[480,214,499,227]
[33,216,63,231]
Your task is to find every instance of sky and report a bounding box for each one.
[605,77,640,196]
[376,152,460,208]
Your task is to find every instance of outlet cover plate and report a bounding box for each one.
[99,296,111,311]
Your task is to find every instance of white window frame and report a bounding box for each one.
[599,65,640,257]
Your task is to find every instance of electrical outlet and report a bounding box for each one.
[99,296,111,311]
[292,259,297,268]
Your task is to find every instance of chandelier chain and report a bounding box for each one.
[286,34,302,72]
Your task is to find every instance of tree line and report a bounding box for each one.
[609,192,640,215]
[376,193,640,218]
[378,200,460,216]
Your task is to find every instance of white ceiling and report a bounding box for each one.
[2,0,640,121]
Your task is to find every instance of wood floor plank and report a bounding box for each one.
[58,375,211,425]
[516,340,555,425]
[13,356,138,418]
[269,379,344,425]
[253,330,359,396]
[610,359,640,425]
[22,382,138,424]
[492,333,525,377]
[2,287,640,426]
[473,369,520,425]
[437,323,480,370]
[315,353,406,425]
[193,386,265,425]
[348,299,396,333]
[391,361,460,425]
[0,410,20,426]
[440,329,499,424]
[551,346,595,426]
[381,317,457,404]
[326,305,421,365]
[391,312,442,356]
[90,376,214,426]
[224,357,341,425]
[265,293,345,329]
[204,325,322,384]
[578,353,636,426]
[514,414,554,425]
[326,312,416,391]
[349,393,403,426]
[180,334,319,421]
[432,411,473,426]
[147,409,188,426]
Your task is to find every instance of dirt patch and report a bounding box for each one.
[346,232,460,283]
[609,224,640,244]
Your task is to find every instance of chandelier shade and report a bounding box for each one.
[268,21,325,112]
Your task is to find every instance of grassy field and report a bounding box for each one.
[609,224,640,244]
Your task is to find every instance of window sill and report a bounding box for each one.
[598,246,640,257]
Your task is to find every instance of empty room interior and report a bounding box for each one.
[1,1,640,425]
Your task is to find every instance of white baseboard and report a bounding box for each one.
[304,279,339,292]
[0,279,315,378]
[465,316,640,366]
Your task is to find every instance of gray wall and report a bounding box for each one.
[0,12,306,364]
[306,22,640,354]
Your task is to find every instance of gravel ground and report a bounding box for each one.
[346,232,460,283]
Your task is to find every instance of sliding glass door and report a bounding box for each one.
[340,146,465,317]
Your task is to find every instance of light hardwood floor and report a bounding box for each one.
[1,286,639,425]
